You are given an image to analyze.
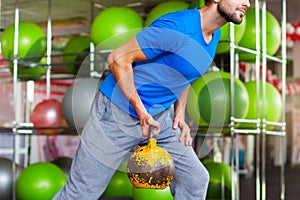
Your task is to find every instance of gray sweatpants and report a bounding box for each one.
[53,92,209,200]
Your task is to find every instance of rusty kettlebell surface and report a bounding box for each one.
[126,126,175,189]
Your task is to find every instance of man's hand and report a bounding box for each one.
[173,116,192,146]
[139,112,160,138]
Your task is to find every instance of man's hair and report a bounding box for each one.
[204,0,212,6]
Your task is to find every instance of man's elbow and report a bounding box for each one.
[107,52,114,68]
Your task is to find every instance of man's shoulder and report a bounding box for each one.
[149,8,198,32]
[159,8,197,21]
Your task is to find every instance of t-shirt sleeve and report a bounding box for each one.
[136,18,186,60]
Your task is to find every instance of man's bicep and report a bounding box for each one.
[107,36,148,65]
[127,36,149,62]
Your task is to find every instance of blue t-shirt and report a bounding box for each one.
[100,8,220,118]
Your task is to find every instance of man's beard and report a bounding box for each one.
[218,5,243,24]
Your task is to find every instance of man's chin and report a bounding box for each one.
[235,20,243,25]
[232,17,244,25]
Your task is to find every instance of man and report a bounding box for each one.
[53,0,250,199]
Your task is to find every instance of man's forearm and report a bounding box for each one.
[174,85,191,120]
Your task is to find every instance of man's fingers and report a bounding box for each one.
[148,119,160,138]
[140,117,160,138]
[172,117,179,129]
[185,135,193,146]
[178,125,193,146]
[142,126,148,137]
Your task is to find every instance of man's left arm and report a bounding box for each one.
[173,85,193,146]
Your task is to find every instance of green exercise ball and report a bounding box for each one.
[91,7,144,50]
[12,66,47,81]
[63,35,91,74]
[198,72,249,125]
[16,162,67,200]
[204,161,232,200]
[243,81,283,130]
[132,187,173,200]
[1,21,46,59]
[145,0,190,27]
[187,71,249,132]
[201,157,215,165]
[190,0,205,8]
[103,170,133,197]
[216,18,247,54]
[238,8,281,61]
[187,71,228,127]
[103,161,132,197]
[1,21,47,80]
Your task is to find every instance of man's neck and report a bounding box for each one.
[199,6,227,43]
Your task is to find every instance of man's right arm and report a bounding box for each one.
[107,36,160,137]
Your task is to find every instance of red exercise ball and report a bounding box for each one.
[30,99,66,135]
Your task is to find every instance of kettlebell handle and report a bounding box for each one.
[148,125,157,139]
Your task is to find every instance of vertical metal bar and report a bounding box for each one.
[280,0,287,199]
[235,53,239,79]
[13,3,19,114]
[90,42,95,76]
[12,1,20,200]
[24,80,34,167]
[45,0,52,99]
[254,0,261,199]
[90,1,97,77]
[234,52,241,200]
[261,1,267,200]
[90,1,95,78]
[235,134,240,199]
[229,21,237,200]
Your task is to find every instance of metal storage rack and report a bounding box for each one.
[0,0,288,200]
[0,0,153,169]
[0,0,105,163]
[228,0,287,199]
[0,1,140,200]
[0,1,102,199]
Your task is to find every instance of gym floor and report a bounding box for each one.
[240,164,300,200]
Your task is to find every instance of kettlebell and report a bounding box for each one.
[127,126,175,189]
